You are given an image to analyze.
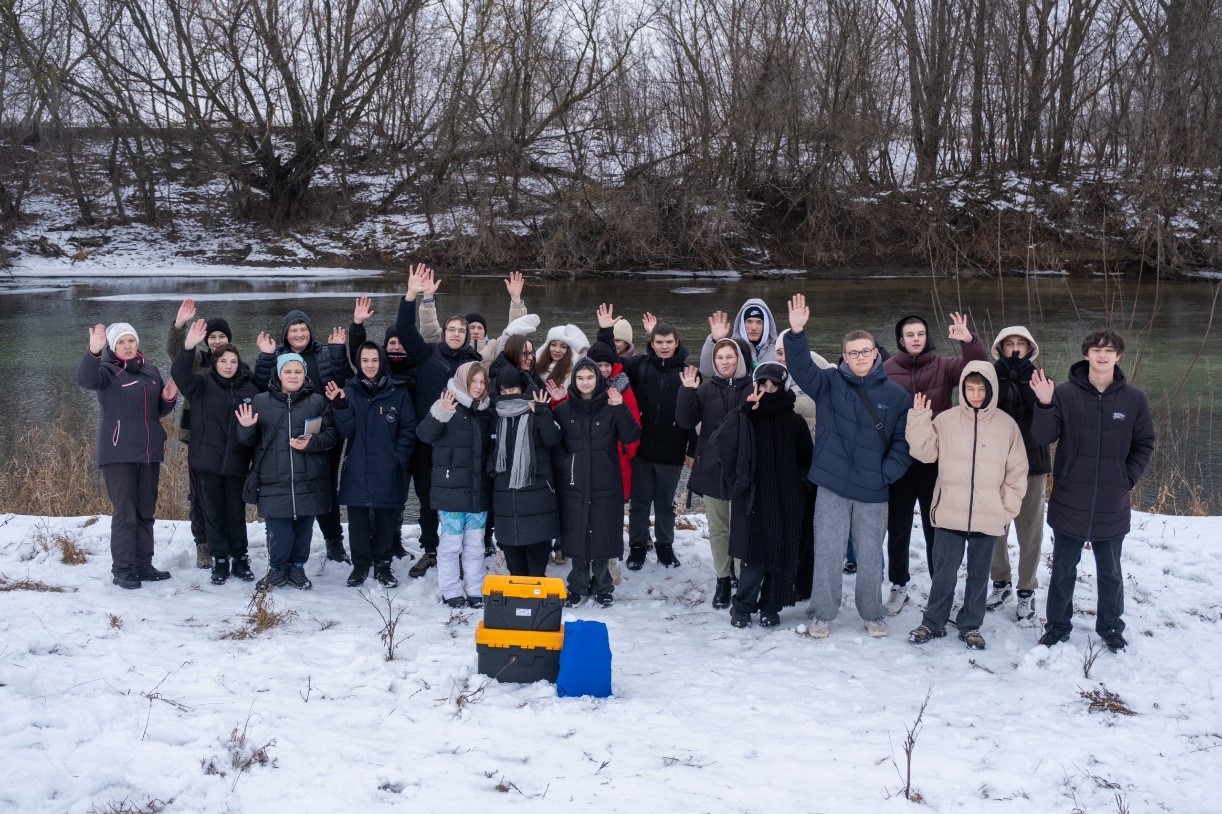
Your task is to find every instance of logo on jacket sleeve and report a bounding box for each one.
[1112,412,1126,421]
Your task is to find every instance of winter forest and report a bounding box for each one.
[1,0,1219,273]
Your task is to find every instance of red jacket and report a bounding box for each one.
[609,363,641,499]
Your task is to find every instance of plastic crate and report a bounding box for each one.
[475,622,564,683]
[482,575,566,632]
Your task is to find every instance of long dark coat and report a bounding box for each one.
[487,397,562,546]
[171,347,259,477]
[334,370,417,509]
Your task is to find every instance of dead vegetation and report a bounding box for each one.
[34,521,88,564]
[0,574,68,592]
[361,589,411,661]
[88,798,173,814]
[223,590,296,639]
[1079,685,1137,716]
[201,714,277,790]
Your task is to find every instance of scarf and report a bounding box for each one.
[494,397,536,489]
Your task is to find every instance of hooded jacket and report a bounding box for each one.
[905,362,1029,537]
[990,326,1050,476]
[348,321,418,399]
[677,338,753,496]
[396,297,483,426]
[253,309,352,394]
[333,346,417,509]
[697,298,780,375]
[415,364,493,513]
[1031,360,1155,540]
[78,350,176,467]
[783,330,913,503]
[883,314,987,415]
[236,377,338,519]
[552,361,642,560]
[417,296,531,360]
[171,347,259,477]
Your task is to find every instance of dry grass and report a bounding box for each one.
[88,798,173,814]
[1079,685,1137,716]
[34,522,88,564]
[223,590,296,639]
[0,574,69,592]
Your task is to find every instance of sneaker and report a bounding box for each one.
[986,581,1013,610]
[595,593,614,608]
[730,610,752,628]
[712,577,732,610]
[256,569,288,591]
[1038,629,1070,647]
[865,619,890,638]
[408,551,436,578]
[195,543,212,569]
[625,547,647,571]
[884,584,908,616]
[564,593,585,608]
[374,562,399,588]
[758,612,781,628]
[843,560,857,575]
[210,557,230,586]
[805,619,831,639]
[346,564,370,587]
[445,596,466,609]
[1101,631,1128,652]
[908,625,946,644]
[466,595,483,609]
[230,556,255,581]
[1015,590,1036,621]
[959,628,987,650]
[112,570,141,590]
[285,564,312,590]
[135,566,171,582]
[656,544,681,568]
[325,538,350,564]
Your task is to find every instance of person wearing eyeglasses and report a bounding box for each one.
[782,295,912,640]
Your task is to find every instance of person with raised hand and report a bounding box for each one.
[397,263,484,578]
[79,322,179,589]
[171,319,260,585]
[236,354,338,591]
[782,294,912,640]
[416,269,531,360]
[696,299,780,376]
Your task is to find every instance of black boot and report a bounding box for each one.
[210,557,230,585]
[656,544,681,568]
[347,563,370,587]
[230,556,255,581]
[374,561,399,588]
[112,570,141,590]
[625,546,647,571]
[325,538,350,564]
[712,577,732,609]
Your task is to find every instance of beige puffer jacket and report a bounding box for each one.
[906,361,1029,536]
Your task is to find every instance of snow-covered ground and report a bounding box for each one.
[1,509,1218,813]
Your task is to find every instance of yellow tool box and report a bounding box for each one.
[482,575,567,632]
[475,622,564,683]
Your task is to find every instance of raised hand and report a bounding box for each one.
[607,386,623,406]
[708,310,731,341]
[529,389,550,412]
[1030,369,1055,405]
[184,318,208,349]
[324,380,346,401]
[745,382,765,410]
[235,402,258,427]
[596,303,617,329]
[405,262,429,299]
[174,298,197,330]
[353,296,374,325]
[948,311,971,343]
[162,378,179,402]
[680,365,700,388]
[89,323,107,354]
[545,378,566,402]
[642,312,657,335]
[912,392,930,412]
[420,266,441,297]
[439,389,458,412]
[505,271,525,301]
[256,331,276,355]
[328,326,346,345]
[787,294,809,332]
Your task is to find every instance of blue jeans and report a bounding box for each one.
[1044,532,1125,638]
[265,516,314,571]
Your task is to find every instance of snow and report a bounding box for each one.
[1,509,1219,812]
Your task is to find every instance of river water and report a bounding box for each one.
[1,271,1217,512]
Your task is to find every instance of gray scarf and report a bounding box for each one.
[494,398,535,489]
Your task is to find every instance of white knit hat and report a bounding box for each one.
[106,323,139,352]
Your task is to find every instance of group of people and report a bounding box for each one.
[79,268,1156,652]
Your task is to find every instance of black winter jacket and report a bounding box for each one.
[1031,361,1155,540]
[171,348,259,477]
[487,398,562,546]
[994,356,1051,476]
[78,351,176,467]
[333,370,417,509]
[416,392,493,513]
[252,309,352,393]
[396,298,482,425]
[675,365,752,496]
[596,325,693,464]
[348,321,418,400]
[236,380,338,518]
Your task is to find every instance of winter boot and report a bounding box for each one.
[325,538,350,564]
[286,564,312,590]
[1101,631,1128,652]
[595,593,614,608]
[195,543,212,569]
[230,556,255,582]
[625,546,647,571]
[1037,629,1070,647]
[210,557,230,585]
[466,595,484,609]
[112,570,141,590]
[409,551,437,578]
[445,596,467,609]
[908,625,946,644]
[958,628,987,650]
[655,544,680,568]
[256,568,288,591]
[347,563,370,587]
[729,610,752,628]
[374,562,399,589]
[986,581,1013,610]
[712,577,732,609]
[758,611,781,627]
[135,565,171,582]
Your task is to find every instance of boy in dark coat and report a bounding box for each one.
[1031,329,1155,652]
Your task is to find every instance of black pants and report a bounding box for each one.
[315,442,344,543]
[733,562,782,615]
[411,442,439,553]
[887,459,937,586]
[348,506,397,566]
[102,462,160,575]
[187,464,207,545]
[568,556,612,597]
[196,470,249,559]
[502,540,552,577]
[391,466,412,547]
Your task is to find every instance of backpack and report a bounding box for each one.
[689,409,755,502]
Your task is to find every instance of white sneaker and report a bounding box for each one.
[1015,590,1036,621]
[986,581,1013,610]
[884,584,908,616]
[865,619,890,638]
[806,620,831,639]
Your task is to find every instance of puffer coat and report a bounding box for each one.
[334,365,417,509]
[416,388,493,513]
[171,347,259,477]
[77,350,176,467]
[487,397,562,546]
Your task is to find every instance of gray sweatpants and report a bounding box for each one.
[990,473,1046,591]
[807,489,887,622]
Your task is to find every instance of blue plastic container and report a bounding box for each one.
[556,620,612,698]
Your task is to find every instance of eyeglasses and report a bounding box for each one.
[844,348,875,360]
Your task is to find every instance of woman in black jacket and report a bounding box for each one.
[235,353,338,591]
[488,368,561,576]
[553,359,641,607]
[416,361,493,607]
[172,319,261,585]
[78,322,179,589]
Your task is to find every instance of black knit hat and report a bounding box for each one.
[588,342,617,365]
[497,368,532,393]
[743,305,765,322]
[465,312,488,332]
[205,318,233,342]
[384,325,399,343]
